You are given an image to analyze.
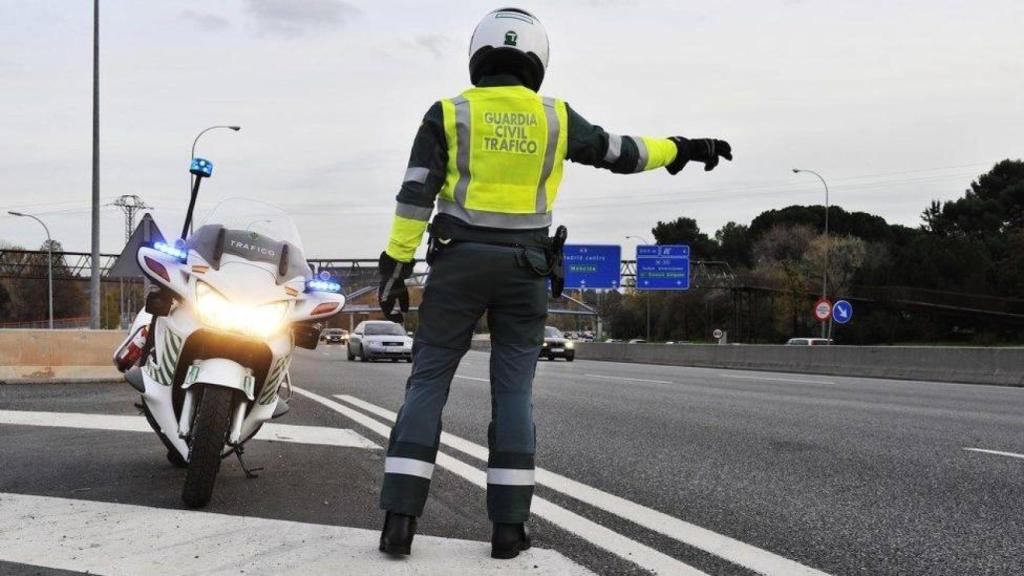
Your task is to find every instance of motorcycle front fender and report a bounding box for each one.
[182,358,255,401]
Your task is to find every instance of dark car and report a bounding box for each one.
[541,326,574,361]
[321,328,349,345]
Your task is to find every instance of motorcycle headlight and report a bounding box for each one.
[195,281,289,339]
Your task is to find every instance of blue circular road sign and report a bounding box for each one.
[832,300,853,324]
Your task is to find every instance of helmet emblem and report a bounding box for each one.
[504,30,518,46]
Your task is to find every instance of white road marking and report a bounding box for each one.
[584,373,675,385]
[718,373,836,385]
[964,447,1024,460]
[0,492,594,576]
[332,392,833,576]
[290,387,708,576]
[0,410,380,450]
[454,375,489,383]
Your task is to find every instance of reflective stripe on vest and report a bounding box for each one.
[439,86,568,229]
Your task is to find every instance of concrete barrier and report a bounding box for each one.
[0,329,126,383]
[571,343,1024,387]
[468,338,1022,386]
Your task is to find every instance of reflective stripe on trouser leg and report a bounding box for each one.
[380,343,466,517]
[486,340,541,523]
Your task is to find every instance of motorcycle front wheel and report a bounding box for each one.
[182,385,235,508]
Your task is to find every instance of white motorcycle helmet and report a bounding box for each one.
[469,8,549,91]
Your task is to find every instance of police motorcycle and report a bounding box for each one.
[113,157,345,507]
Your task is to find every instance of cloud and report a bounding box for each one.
[411,34,456,59]
[179,10,230,32]
[244,0,360,37]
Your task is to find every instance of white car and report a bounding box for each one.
[785,338,833,346]
[347,321,413,362]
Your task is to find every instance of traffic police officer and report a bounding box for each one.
[376,7,732,559]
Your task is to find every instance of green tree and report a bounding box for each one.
[714,221,751,268]
[924,159,1024,238]
[651,217,717,259]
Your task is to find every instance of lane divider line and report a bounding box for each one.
[454,375,489,383]
[583,374,675,385]
[289,386,709,576]
[331,392,833,576]
[0,409,381,450]
[717,374,836,385]
[963,447,1024,460]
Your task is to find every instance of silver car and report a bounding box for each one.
[348,321,413,362]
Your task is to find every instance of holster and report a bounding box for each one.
[548,225,568,298]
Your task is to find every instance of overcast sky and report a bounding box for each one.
[2,0,1022,258]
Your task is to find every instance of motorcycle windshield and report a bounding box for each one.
[187,198,311,284]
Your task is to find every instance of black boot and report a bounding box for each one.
[379,512,417,556]
[491,522,531,559]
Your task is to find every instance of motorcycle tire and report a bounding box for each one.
[182,386,234,508]
[347,347,355,361]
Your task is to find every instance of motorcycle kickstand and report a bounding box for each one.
[229,445,263,479]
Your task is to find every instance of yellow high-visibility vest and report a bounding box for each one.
[437,85,568,229]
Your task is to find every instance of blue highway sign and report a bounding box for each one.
[636,245,690,291]
[564,244,621,289]
[832,300,853,324]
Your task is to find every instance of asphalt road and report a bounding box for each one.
[2,347,1023,575]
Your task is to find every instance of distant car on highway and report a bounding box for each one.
[348,321,413,362]
[541,326,574,361]
[321,328,349,345]
[628,338,647,344]
[785,338,833,346]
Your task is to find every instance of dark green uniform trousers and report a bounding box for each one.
[380,242,548,523]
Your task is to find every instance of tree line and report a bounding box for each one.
[595,160,1024,344]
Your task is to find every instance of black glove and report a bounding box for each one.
[665,137,733,174]
[378,251,413,323]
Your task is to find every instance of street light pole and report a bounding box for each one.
[10,212,54,329]
[793,168,830,338]
[89,0,100,329]
[626,235,654,341]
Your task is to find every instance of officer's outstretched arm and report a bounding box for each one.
[564,104,731,175]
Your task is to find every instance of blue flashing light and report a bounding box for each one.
[190,157,214,178]
[153,241,188,261]
[306,279,342,293]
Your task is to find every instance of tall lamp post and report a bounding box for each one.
[792,168,830,339]
[188,125,240,233]
[626,235,654,341]
[9,212,54,329]
[89,0,100,329]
